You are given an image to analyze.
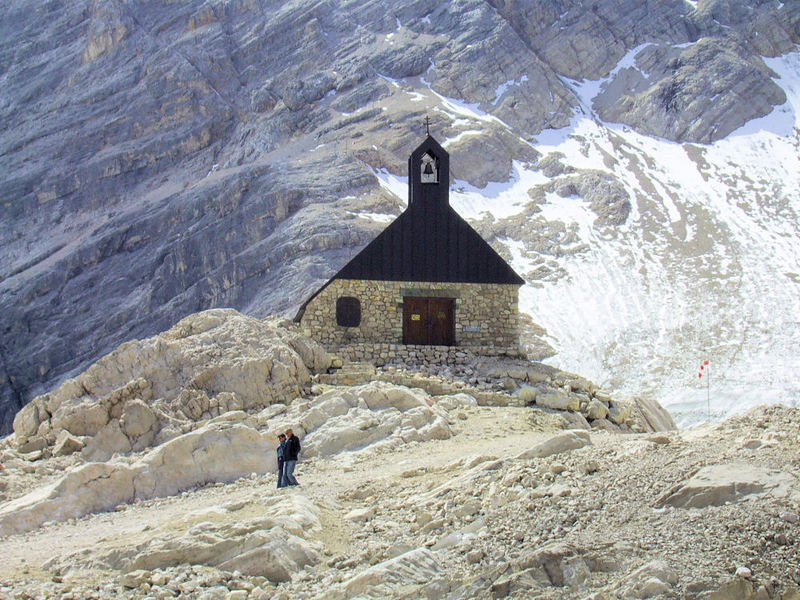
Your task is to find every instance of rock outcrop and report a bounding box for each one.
[0,420,275,537]
[324,548,444,599]
[11,309,330,459]
[46,494,323,584]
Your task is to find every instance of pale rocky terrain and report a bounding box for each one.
[2,0,799,432]
[1,310,799,599]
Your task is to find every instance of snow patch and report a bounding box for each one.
[349,211,397,224]
[538,193,596,242]
[442,130,483,148]
[522,48,800,426]
[563,44,652,114]
[371,167,408,205]
[450,161,548,220]
[493,75,529,105]
[421,80,508,129]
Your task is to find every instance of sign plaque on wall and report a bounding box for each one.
[463,325,481,332]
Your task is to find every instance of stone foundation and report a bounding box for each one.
[298,279,520,354]
[337,343,523,365]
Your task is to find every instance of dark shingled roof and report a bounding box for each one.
[333,201,524,284]
[294,135,524,322]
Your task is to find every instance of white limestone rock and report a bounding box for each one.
[562,411,591,430]
[435,393,477,411]
[325,548,443,599]
[296,382,452,458]
[606,559,678,599]
[120,399,157,440]
[516,430,591,460]
[517,541,591,588]
[133,422,274,500]
[48,495,322,583]
[608,400,633,425]
[11,310,331,457]
[12,402,41,441]
[656,463,799,509]
[707,577,756,600]
[15,436,47,454]
[632,396,677,432]
[535,390,580,412]
[81,421,132,462]
[345,507,374,523]
[586,399,610,420]
[0,421,275,536]
[120,570,150,589]
[518,386,538,405]
[52,430,85,457]
[51,400,110,438]
[0,461,137,537]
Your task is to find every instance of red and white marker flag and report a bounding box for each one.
[698,359,709,378]
[698,360,711,418]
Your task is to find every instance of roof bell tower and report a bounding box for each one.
[408,133,449,207]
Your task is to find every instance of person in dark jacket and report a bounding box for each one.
[276,433,287,488]
[283,428,301,486]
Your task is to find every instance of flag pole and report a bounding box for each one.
[699,359,710,421]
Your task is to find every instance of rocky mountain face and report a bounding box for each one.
[2,0,799,432]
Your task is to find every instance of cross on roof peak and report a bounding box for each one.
[424,115,431,136]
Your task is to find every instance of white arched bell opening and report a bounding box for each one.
[420,152,438,184]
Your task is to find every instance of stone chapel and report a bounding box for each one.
[294,134,524,359]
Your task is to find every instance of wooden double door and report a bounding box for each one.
[403,297,455,346]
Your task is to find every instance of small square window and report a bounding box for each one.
[336,296,361,327]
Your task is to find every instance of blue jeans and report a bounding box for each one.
[284,460,299,486]
[277,459,286,488]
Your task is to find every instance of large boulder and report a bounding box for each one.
[133,422,274,499]
[586,399,610,420]
[0,421,275,536]
[287,382,452,458]
[517,541,591,588]
[632,396,677,432]
[608,400,633,425]
[656,463,799,509]
[535,390,580,412]
[81,421,132,462]
[120,399,157,439]
[610,560,678,599]
[52,431,85,457]
[50,400,110,437]
[516,430,591,460]
[0,462,137,537]
[12,402,41,440]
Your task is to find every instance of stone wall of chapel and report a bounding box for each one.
[299,279,520,354]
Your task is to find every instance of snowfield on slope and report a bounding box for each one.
[373,45,800,426]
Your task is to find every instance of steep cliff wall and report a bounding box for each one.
[1,0,798,431]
